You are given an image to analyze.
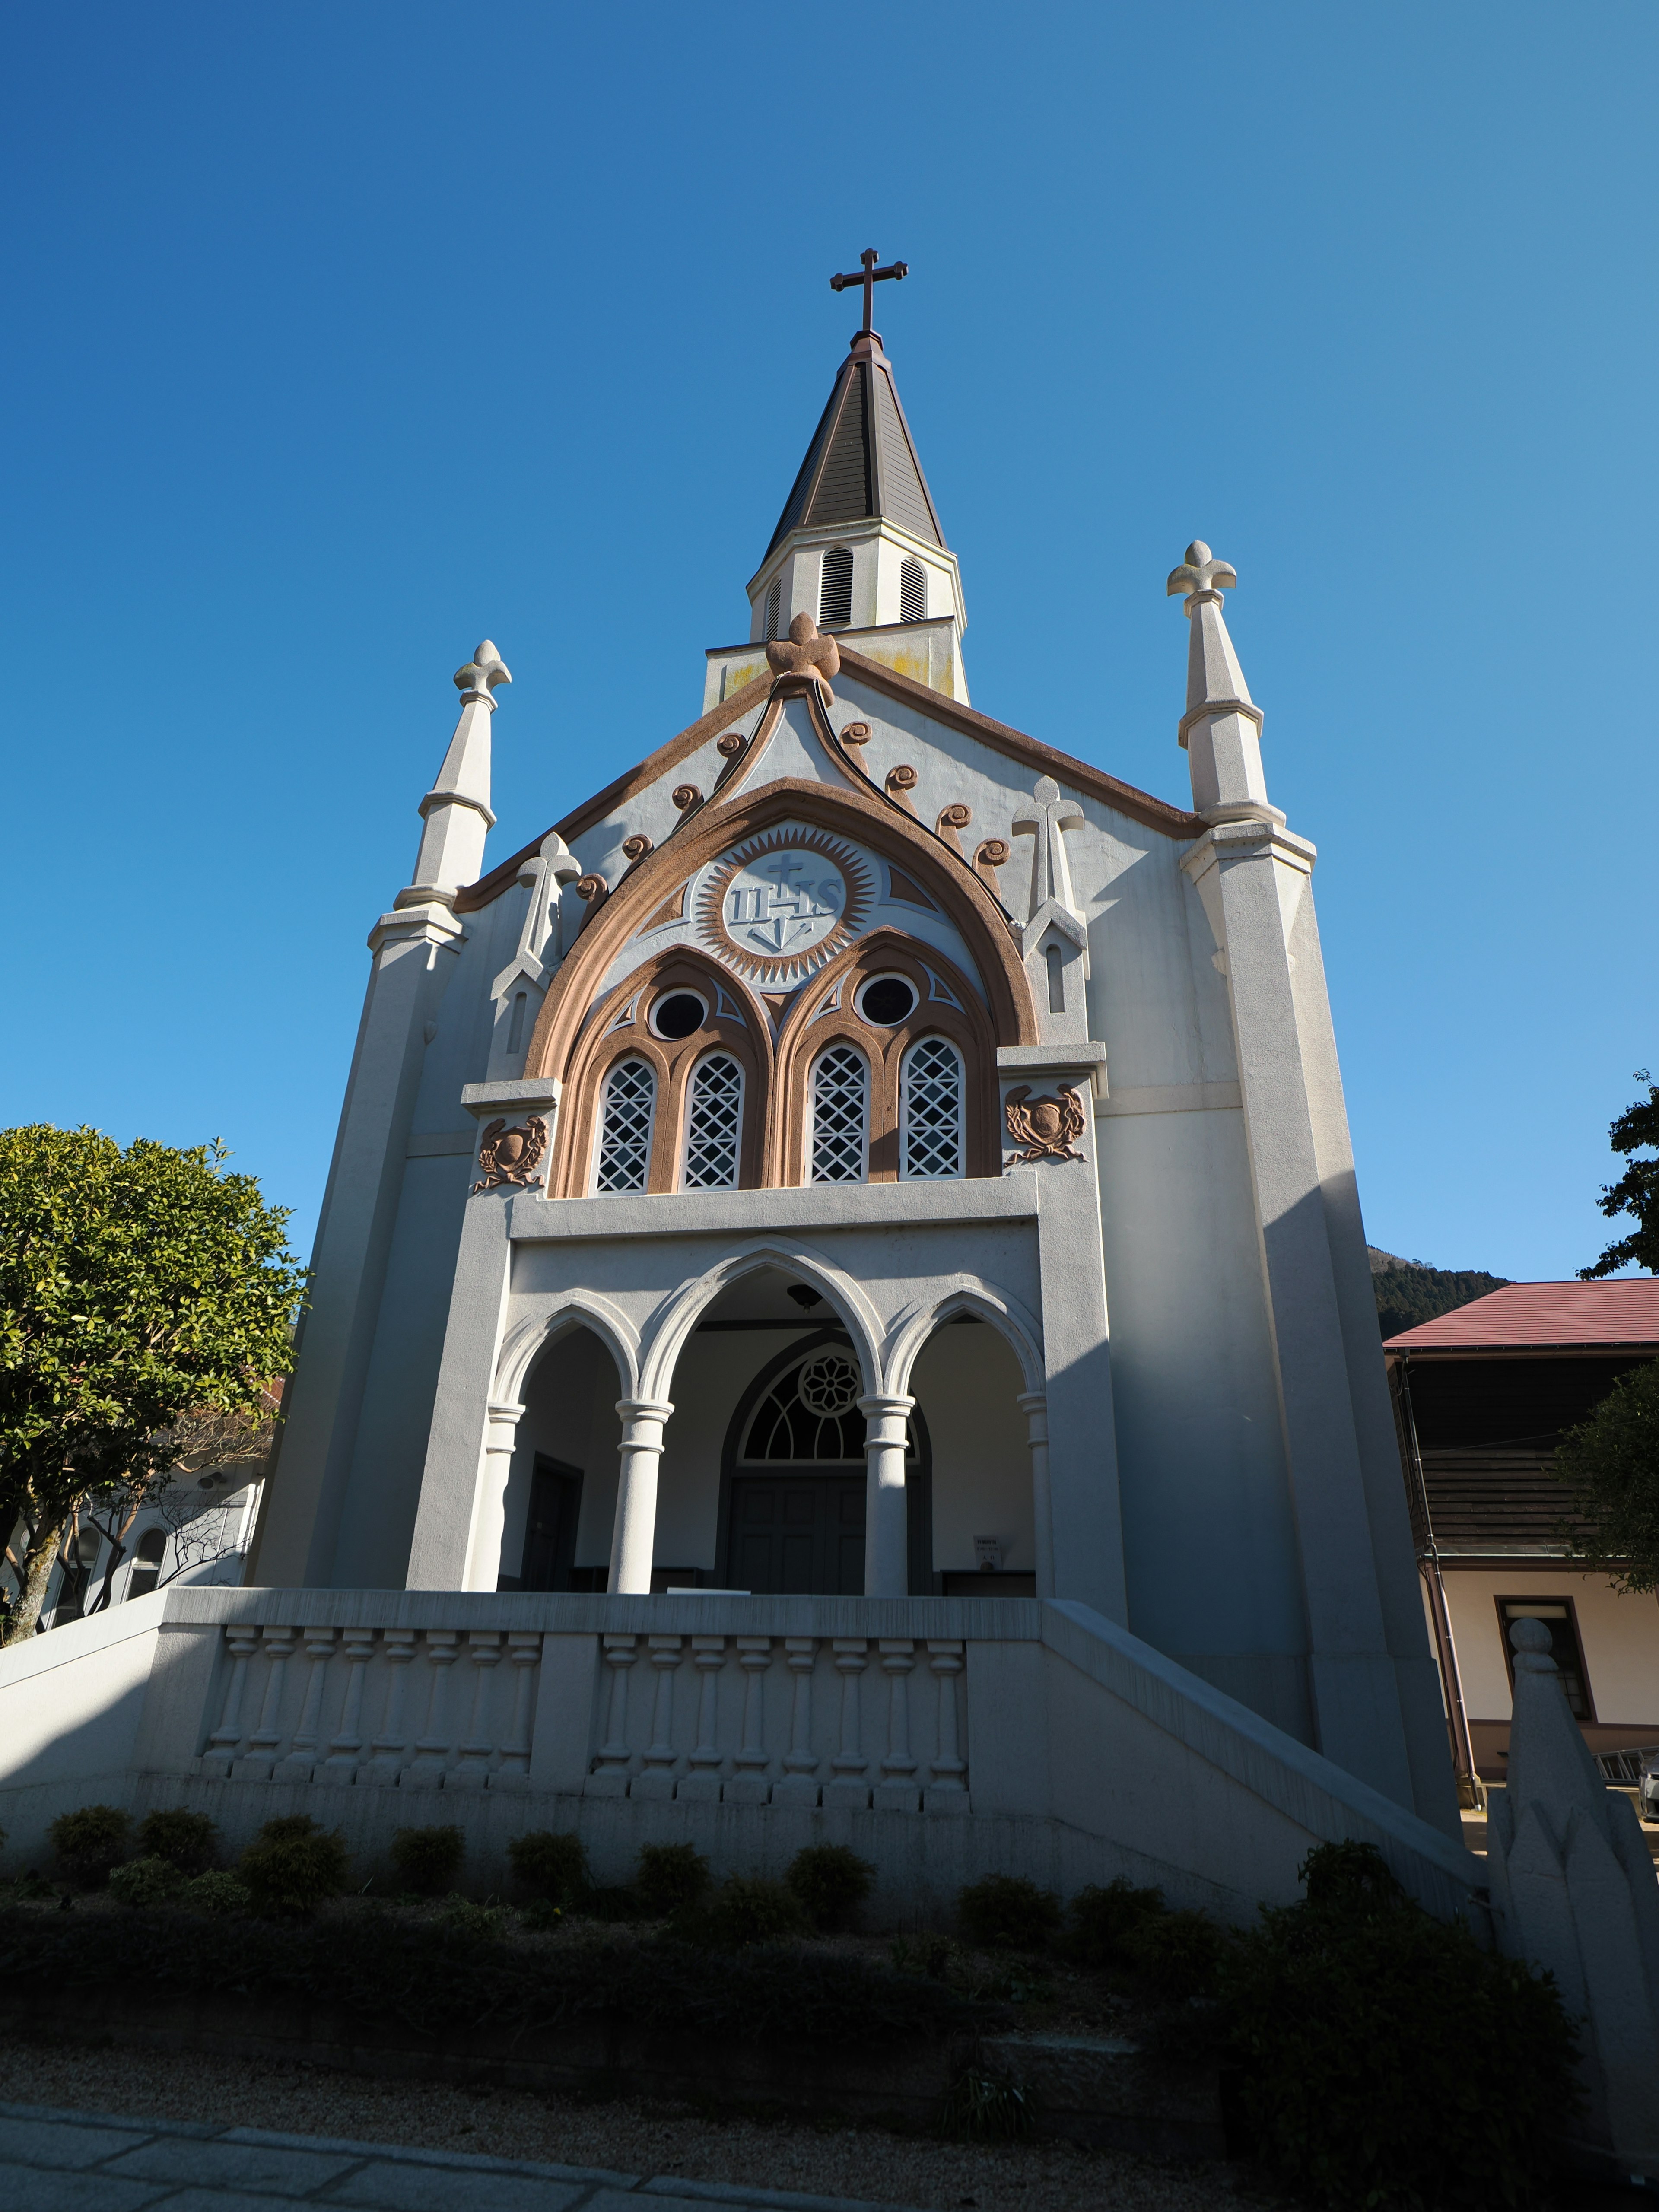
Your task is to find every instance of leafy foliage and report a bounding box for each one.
[1556,1360,1659,1590]
[437,1896,505,1943]
[695,1875,807,1948]
[49,1804,131,1888]
[1067,1877,1167,1968]
[237,1815,349,1917]
[182,1871,253,1916]
[390,1825,464,1897]
[507,1830,588,1904]
[1373,1264,1510,1342]
[940,2068,1036,2140]
[108,1855,187,1908]
[136,1809,219,1876]
[1581,1071,1659,1279]
[633,1841,709,1920]
[785,1843,873,1931]
[956,1874,1062,1952]
[0,1126,304,1640]
[1221,1842,1577,2209]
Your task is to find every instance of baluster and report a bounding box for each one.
[403,1630,461,1789]
[449,1632,503,1790]
[200,1626,261,1777]
[874,1640,920,1810]
[491,1632,541,1790]
[826,1639,871,1805]
[278,1627,338,1781]
[234,1626,298,1780]
[363,1629,418,1785]
[724,1637,773,1804]
[676,1636,726,1801]
[925,1640,969,1810]
[772,1638,820,1804]
[631,1636,684,1799]
[584,1634,639,1796]
[319,1629,378,1784]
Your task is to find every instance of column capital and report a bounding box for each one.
[857,1393,915,1418]
[617,1397,675,1424]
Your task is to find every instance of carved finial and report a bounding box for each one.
[1510,1617,1559,1672]
[1165,543,1238,609]
[766,611,840,692]
[454,640,513,701]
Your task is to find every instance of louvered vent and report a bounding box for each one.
[819,547,853,630]
[900,558,927,623]
[763,578,782,642]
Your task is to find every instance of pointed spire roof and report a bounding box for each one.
[764,329,945,560]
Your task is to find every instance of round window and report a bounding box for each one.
[652,990,708,1040]
[797,1351,861,1417]
[858,974,917,1027]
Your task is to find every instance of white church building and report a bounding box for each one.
[0,270,1481,1923]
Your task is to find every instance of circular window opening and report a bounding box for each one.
[858,974,917,1027]
[652,991,707,1040]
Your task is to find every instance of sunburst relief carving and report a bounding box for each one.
[696,826,875,987]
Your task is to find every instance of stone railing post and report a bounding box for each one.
[492,1632,541,1790]
[278,1627,337,1781]
[403,1630,461,1789]
[200,1626,261,1778]
[774,1638,820,1804]
[725,1637,773,1804]
[678,1636,727,1802]
[449,1631,504,1790]
[632,1636,685,1800]
[319,1628,378,1784]
[926,1641,968,1808]
[363,1629,419,1784]
[235,1626,298,1780]
[875,1640,920,1809]
[585,1634,639,1796]
[1018,1391,1055,1600]
[859,1395,915,1598]
[608,1398,674,1595]
[828,1639,871,1805]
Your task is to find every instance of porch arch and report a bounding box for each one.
[883,1277,1046,1398]
[493,1291,642,1405]
[637,1239,886,1405]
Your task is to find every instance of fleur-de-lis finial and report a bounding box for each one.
[1165,542,1238,608]
[454,640,513,701]
[765,611,841,692]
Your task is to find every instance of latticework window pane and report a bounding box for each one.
[810,1043,868,1183]
[595,1058,655,1192]
[683,1053,743,1190]
[901,1036,964,1179]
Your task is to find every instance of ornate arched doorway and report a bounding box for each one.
[715,1333,932,1594]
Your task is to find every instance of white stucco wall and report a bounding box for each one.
[1438,1569,1659,1729]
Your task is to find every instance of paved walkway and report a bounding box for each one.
[0,2101,930,2212]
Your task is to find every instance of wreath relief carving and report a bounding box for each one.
[1004,1084,1084,1163]
[471,1115,550,1194]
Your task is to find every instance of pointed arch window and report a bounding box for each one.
[763,577,782,642]
[899,557,927,623]
[682,1052,744,1190]
[809,1042,868,1183]
[595,1058,655,1192]
[900,1036,964,1179]
[819,547,853,631]
[744,1348,867,1461]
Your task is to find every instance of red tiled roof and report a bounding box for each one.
[1384,1279,1659,1352]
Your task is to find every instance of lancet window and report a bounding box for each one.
[809,1043,869,1183]
[682,1052,744,1190]
[899,1035,964,1179]
[594,1058,656,1192]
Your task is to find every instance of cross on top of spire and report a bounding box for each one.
[830,247,908,338]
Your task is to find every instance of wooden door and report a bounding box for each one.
[728,1474,865,1595]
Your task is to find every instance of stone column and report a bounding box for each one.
[1017,1392,1054,1600]
[585,1634,639,1796]
[462,1400,527,1593]
[827,1640,871,1805]
[279,1628,338,1781]
[725,1638,773,1804]
[608,1399,674,1595]
[875,1641,920,1810]
[774,1638,820,1804]
[235,1626,298,1780]
[320,1628,378,1784]
[632,1636,685,1800]
[492,1632,542,1790]
[678,1637,727,1802]
[449,1632,503,1790]
[363,1629,418,1784]
[859,1395,915,1599]
[201,1627,261,1778]
[926,1642,969,1808]
[403,1630,460,1789]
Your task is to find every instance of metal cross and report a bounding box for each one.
[830,247,908,334]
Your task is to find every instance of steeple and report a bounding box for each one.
[741,252,969,702]
[1165,544,1274,823]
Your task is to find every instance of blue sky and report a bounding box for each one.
[2,4,1652,1279]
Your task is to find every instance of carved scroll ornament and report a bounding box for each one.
[1004,1084,1084,1163]
[471,1114,550,1194]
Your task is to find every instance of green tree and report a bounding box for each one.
[0,1127,304,1643]
[1557,1361,1659,1591]
[1581,1069,1659,1279]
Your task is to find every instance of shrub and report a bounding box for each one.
[891,1934,957,1980]
[390,1825,464,1897]
[1125,1906,1227,1998]
[1222,1841,1578,2209]
[135,1810,219,1877]
[1068,1877,1166,1969]
[519,1897,565,1934]
[508,1829,588,1904]
[49,1805,131,1888]
[957,1874,1061,1953]
[941,2068,1036,2141]
[582,1886,643,1922]
[700,1875,807,1948]
[183,1871,254,1917]
[635,1842,709,1920]
[237,1815,349,1917]
[438,1895,505,1943]
[787,1843,873,1931]
[108,1855,187,1908]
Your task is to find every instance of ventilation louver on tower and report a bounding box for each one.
[819,548,853,630]
[900,557,926,623]
[764,577,782,642]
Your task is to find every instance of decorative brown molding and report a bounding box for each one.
[936,802,972,853]
[765,613,840,696]
[470,1115,550,1194]
[672,784,703,812]
[884,764,919,814]
[621,834,654,862]
[974,837,1011,895]
[1004,1084,1084,1163]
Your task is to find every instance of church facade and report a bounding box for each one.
[245,286,1458,1842]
